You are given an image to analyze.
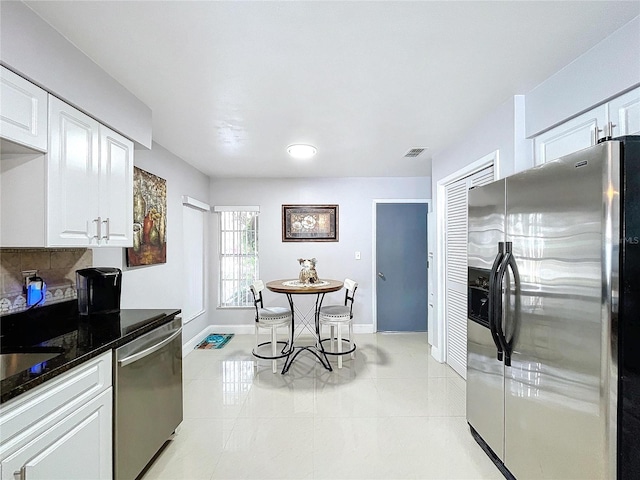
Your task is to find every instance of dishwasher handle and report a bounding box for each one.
[118,328,182,367]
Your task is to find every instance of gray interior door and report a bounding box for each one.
[376,203,428,332]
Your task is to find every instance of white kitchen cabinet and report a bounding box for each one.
[609,87,640,137]
[47,95,101,246]
[0,66,48,152]
[534,105,607,165]
[0,96,133,247]
[534,87,640,165]
[0,352,112,480]
[48,96,133,247]
[0,389,112,480]
[98,125,134,247]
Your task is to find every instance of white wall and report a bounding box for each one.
[0,1,152,148]
[526,16,640,137]
[209,177,430,332]
[93,142,211,344]
[432,95,530,185]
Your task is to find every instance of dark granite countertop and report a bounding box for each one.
[0,300,181,404]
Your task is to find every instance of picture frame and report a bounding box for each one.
[126,167,168,266]
[282,204,339,242]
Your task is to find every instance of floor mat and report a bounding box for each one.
[195,333,234,349]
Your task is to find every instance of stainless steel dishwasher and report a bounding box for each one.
[114,316,182,480]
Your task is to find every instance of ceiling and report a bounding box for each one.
[24,1,640,179]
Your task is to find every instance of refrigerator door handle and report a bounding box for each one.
[503,246,521,368]
[495,249,510,365]
[496,241,520,367]
[488,242,505,361]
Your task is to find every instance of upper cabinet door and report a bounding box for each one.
[0,66,48,152]
[47,96,100,246]
[534,106,607,165]
[609,87,640,137]
[534,88,640,166]
[99,126,133,247]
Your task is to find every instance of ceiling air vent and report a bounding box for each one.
[404,147,427,158]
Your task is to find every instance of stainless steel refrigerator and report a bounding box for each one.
[466,136,640,479]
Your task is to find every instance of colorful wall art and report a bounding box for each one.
[127,167,167,266]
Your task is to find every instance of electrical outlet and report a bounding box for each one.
[355,251,361,260]
[22,270,37,287]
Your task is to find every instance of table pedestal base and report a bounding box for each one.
[281,345,332,374]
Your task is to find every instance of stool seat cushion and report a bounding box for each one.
[258,307,291,325]
[319,305,351,321]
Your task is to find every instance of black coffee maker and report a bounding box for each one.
[76,267,122,315]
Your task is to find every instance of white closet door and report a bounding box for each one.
[470,167,495,188]
[445,165,494,378]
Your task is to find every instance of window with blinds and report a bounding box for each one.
[217,210,259,307]
[183,205,206,321]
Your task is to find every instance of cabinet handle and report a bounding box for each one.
[603,121,617,139]
[92,217,101,242]
[591,124,603,145]
[102,217,110,240]
[14,467,25,480]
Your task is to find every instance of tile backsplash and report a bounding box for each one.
[0,249,93,315]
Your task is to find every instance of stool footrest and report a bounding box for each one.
[252,340,292,360]
[318,338,356,355]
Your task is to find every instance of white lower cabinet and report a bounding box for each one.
[0,389,112,480]
[0,352,113,480]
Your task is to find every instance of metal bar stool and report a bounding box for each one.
[318,278,357,368]
[250,280,293,373]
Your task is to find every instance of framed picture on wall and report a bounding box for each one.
[282,204,339,242]
[126,167,167,266]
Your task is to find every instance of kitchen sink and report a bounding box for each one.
[0,348,64,381]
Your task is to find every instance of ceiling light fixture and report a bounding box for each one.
[287,144,317,159]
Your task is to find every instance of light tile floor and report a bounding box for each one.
[141,333,502,480]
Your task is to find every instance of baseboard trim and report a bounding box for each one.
[430,345,445,363]
[182,325,212,357]
[353,324,375,334]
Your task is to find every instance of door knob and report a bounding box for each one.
[378,272,385,279]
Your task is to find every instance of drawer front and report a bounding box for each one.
[0,351,112,459]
